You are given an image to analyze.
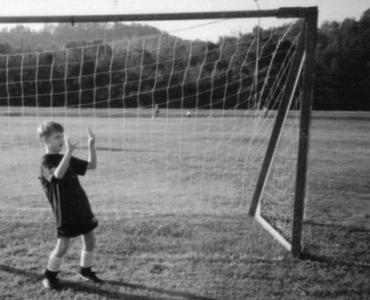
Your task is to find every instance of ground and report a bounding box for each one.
[0,109,369,299]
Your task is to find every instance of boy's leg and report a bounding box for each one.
[43,237,70,289]
[80,230,95,267]
[51,237,71,258]
[79,230,103,283]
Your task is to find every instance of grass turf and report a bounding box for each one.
[0,110,369,299]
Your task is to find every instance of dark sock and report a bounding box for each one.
[80,266,92,273]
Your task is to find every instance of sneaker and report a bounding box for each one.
[78,267,103,283]
[42,270,60,290]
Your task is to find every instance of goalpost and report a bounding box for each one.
[0,7,317,258]
[248,7,318,256]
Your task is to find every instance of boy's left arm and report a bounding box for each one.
[87,126,97,170]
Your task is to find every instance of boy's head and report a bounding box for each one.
[37,121,64,153]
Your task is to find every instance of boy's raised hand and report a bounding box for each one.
[64,134,79,153]
[88,126,96,146]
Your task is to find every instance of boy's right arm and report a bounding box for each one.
[53,135,78,179]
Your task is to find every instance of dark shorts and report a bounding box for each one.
[57,218,98,238]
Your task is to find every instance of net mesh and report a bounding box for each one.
[0,18,310,298]
[0,20,304,246]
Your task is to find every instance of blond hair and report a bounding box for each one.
[37,121,64,140]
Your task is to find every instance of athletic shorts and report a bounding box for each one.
[57,217,98,238]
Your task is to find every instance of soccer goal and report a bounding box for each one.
[0,7,317,257]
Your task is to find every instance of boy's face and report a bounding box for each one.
[45,131,64,153]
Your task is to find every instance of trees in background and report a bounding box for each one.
[0,9,369,110]
[315,9,370,110]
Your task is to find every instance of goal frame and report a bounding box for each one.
[0,6,318,257]
[247,7,317,257]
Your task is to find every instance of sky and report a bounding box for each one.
[0,0,368,41]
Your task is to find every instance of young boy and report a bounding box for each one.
[37,121,102,290]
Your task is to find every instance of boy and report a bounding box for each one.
[37,121,102,290]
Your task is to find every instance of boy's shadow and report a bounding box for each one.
[0,264,214,300]
[105,279,215,300]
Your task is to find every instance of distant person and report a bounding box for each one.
[37,121,102,290]
[153,104,160,117]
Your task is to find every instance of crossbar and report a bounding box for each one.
[0,7,316,24]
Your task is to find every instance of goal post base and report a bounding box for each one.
[255,213,292,253]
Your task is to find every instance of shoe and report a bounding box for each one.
[42,270,60,290]
[78,267,103,283]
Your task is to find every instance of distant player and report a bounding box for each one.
[152,104,160,117]
[37,121,102,290]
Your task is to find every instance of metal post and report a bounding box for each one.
[292,7,318,257]
[0,7,311,24]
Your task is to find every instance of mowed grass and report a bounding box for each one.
[0,109,369,299]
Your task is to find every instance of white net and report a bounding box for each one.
[0,18,309,298]
[0,20,304,252]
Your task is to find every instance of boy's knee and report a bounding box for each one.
[54,239,70,257]
[86,240,95,252]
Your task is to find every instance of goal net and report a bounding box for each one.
[0,9,313,265]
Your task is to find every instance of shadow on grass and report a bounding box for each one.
[304,220,370,233]
[300,252,370,269]
[0,264,215,300]
[0,264,44,282]
[302,221,370,268]
[106,279,215,300]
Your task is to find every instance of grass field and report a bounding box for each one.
[0,109,369,299]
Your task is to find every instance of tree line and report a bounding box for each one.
[0,9,369,111]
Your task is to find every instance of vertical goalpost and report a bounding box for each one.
[248,7,318,257]
[0,7,318,257]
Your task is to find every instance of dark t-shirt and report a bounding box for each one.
[40,154,95,228]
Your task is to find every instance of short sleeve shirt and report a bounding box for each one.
[40,154,94,228]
